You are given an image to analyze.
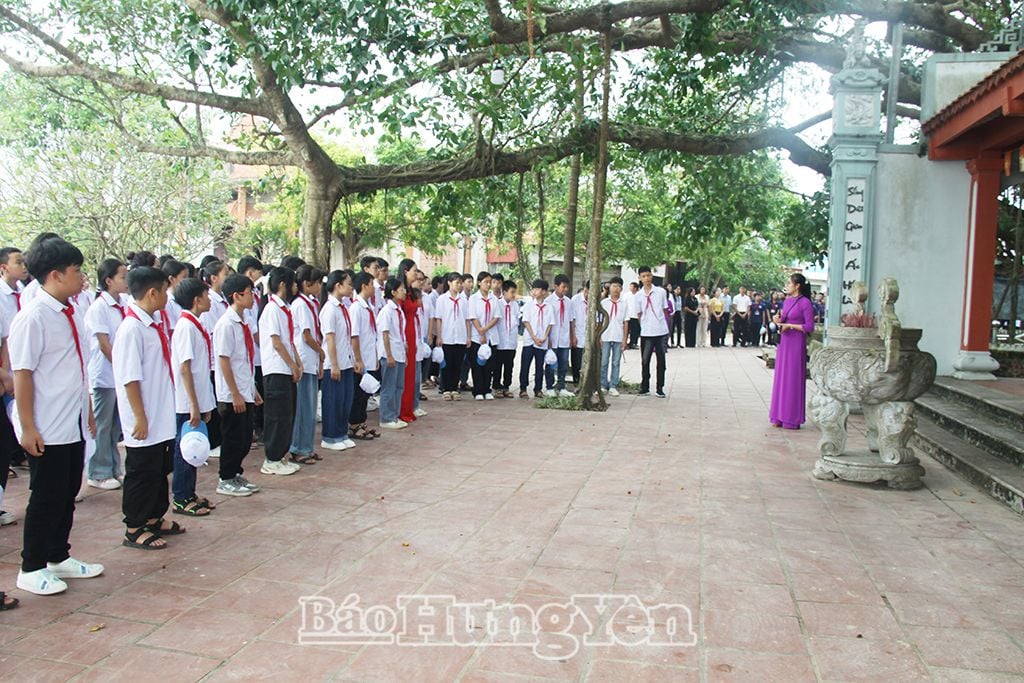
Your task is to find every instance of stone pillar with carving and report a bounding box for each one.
[826,22,887,327]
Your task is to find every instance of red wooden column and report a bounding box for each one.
[954,152,1002,379]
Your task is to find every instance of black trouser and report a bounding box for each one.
[207,371,222,449]
[253,366,265,437]
[710,317,722,346]
[519,346,544,393]
[262,373,295,462]
[460,348,471,385]
[217,402,254,481]
[628,319,641,347]
[122,440,173,529]
[468,342,493,396]
[0,407,15,494]
[733,314,748,346]
[720,313,730,346]
[684,314,698,347]
[671,312,683,346]
[350,369,380,426]
[750,317,764,347]
[22,440,83,571]
[441,343,466,393]
[640,334,667,393]
[570,346,584,384]
[492,349,515,391]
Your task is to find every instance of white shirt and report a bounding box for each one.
[70,290,94,314]
[734,294,751,314]
[19,279,41,308]
[291,293,321,374]
[247,289,262,366]
[720,294,733,314]
[369,280,384,314]
[600,296,629,343]
[259,294,298,377]
[199,289,229,368]
[495,298,520,351]
[420,293,435,338]
[112,304,176,447]
[352,296,379,372]
[0,279,23,323]
[321,296,354,372]
[635,286,670,337]
[468,291,499,345]
[84,291,126,389]
[172,312,216,414]
[571,292,590,345]
[9,290,90,445]
[522,299,552,348]
[164,297,182,331]
[545,293,572,348]
[376,299,406,363]
[214,307,256,403]
[432,294,469,345]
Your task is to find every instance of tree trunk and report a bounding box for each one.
[536,169,546,281]
[562,61,585,280]
[300,172,342,270]
[579,23,613,412]
[513,172,534,287]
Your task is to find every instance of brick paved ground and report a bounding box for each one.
[1,346,1023,681]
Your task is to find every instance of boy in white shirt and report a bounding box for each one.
[569,281,590,386]
[599,276,630,396]
[113,266,181,550]
[170,277,219,512]
[237,256,265,441]
[519,279,552,399]
[289,265,325,464]
[11,236,103,594]
[348,272,381,439]
[214,274,263,495]
[431,272,471,401]
[360,255,383,313]
[492,279,519,397]
[732,285,752,347]
[0,246,26,322]
[467,271,499,400]
[544,273,574,397]
[634,266,670,398]
[198,260,229,458]
[259,267,302,476]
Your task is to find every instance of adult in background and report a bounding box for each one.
[769,273,816,430]
[749,292,768,348]
[719,286,733,347]
[696,286,709,348]
[670,286,683,348]
[682,287,699,348]
[733,286,751,347]
[625,282,641,349]
[708,289,724,347]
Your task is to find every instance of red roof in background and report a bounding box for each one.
[923,51,1024,133]
[487,248,518,264]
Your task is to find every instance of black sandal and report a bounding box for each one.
[145,518,186,536]
[349,424,375,441]
[291,453,317,465]
[123,527,166,550]
[196,497,216,510]
[172,498,211,517]
[0,591,19,610]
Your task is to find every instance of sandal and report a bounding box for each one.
[0,591,19,610]
[519,391,529,399]
[310,452,323,461]
[172,498,211,517]
[443,393,453,401]
[502,391,514,398]
[144,518,186,536]
[291,453,317,465]
[7,468,16,479]
[196,497,217,510]
[123,527,167,550]
[349,424,375,441]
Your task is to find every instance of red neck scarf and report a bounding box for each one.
[126,307,174,386]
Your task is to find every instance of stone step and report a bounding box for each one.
[915,394,1024,470]
[912,416,1024,516]
[929,376,1024,432]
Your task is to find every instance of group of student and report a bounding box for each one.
[0,230,678,606]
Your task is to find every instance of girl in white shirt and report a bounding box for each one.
[289,265,325,463]
[430,272,470,401]
[320,270,356,450]
[376,277,407,429]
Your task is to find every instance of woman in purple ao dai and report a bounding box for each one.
[769,273,816,429]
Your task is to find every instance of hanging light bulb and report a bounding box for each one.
[490,63,506,86]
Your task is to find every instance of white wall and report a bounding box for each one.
[870,149,970,375]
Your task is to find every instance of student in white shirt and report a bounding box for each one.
[214,275,263,496]
[259,267,302,476]
[519,279,552,398]
[719,286,733,348]
[491,279,519,397]
[467,271,499,400]
[11,236,103,594]
[169,278,217,513]
[377,277,407,428]
[0,247,26,323]
[634,266,670,397]
[733,286,752,347]
[360,255,383,313]
[348,272,381,440]
[160,259,190,337]
[431,271,471,401]
[544,273,574,397]
[289,265,326,464]
[320,270,356,450]
[113,266,181,550]
[600,276,630,396]
[569,281,590,386]
[237,256,265,440]
[84,258,128,490]
[199,259,229,457]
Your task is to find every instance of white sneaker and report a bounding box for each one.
[558,389,575,398]
[381,421,407,430]
[217,478,253,496]
[320,440,347,451]
[484,393,495,400]
[74,492,84,502]
[208,446,221,459]
[608,387,620,397]
[397,420,408,426]
[87,478,121,490]
[341,438,356,449]
[475,395,484,401]
[261,459,298,476]
[367,396,379,412]
[414,408,428,417]
[0,510,15,526]
[47,556,104,579]
[544,389,555,397]
[17,568,67,595]
[234,475,261,492]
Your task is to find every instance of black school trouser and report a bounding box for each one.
[122,440,173,529]
[441,343,466,393]
[0,407,14,494]
[640,334,667,393]
[671,312,683,346]
[22,440,84,571]
[207,371,222,449]
[262,373,295,462]
[491,349,515,390]
[733,315,748,346]
[350,369,381,427]
[570,346,584,384]
[218,402,254,481]
[254,366,265,436]
[467,342,494,396]
[720,313,731,346]
[628,319,641,347]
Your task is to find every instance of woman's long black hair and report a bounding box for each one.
[790,273,812,299]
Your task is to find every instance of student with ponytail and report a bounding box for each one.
[319,270,357,450]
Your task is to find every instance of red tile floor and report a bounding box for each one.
[1,347,1023,681]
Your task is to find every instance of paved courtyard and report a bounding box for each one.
[1,347,1024,681]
